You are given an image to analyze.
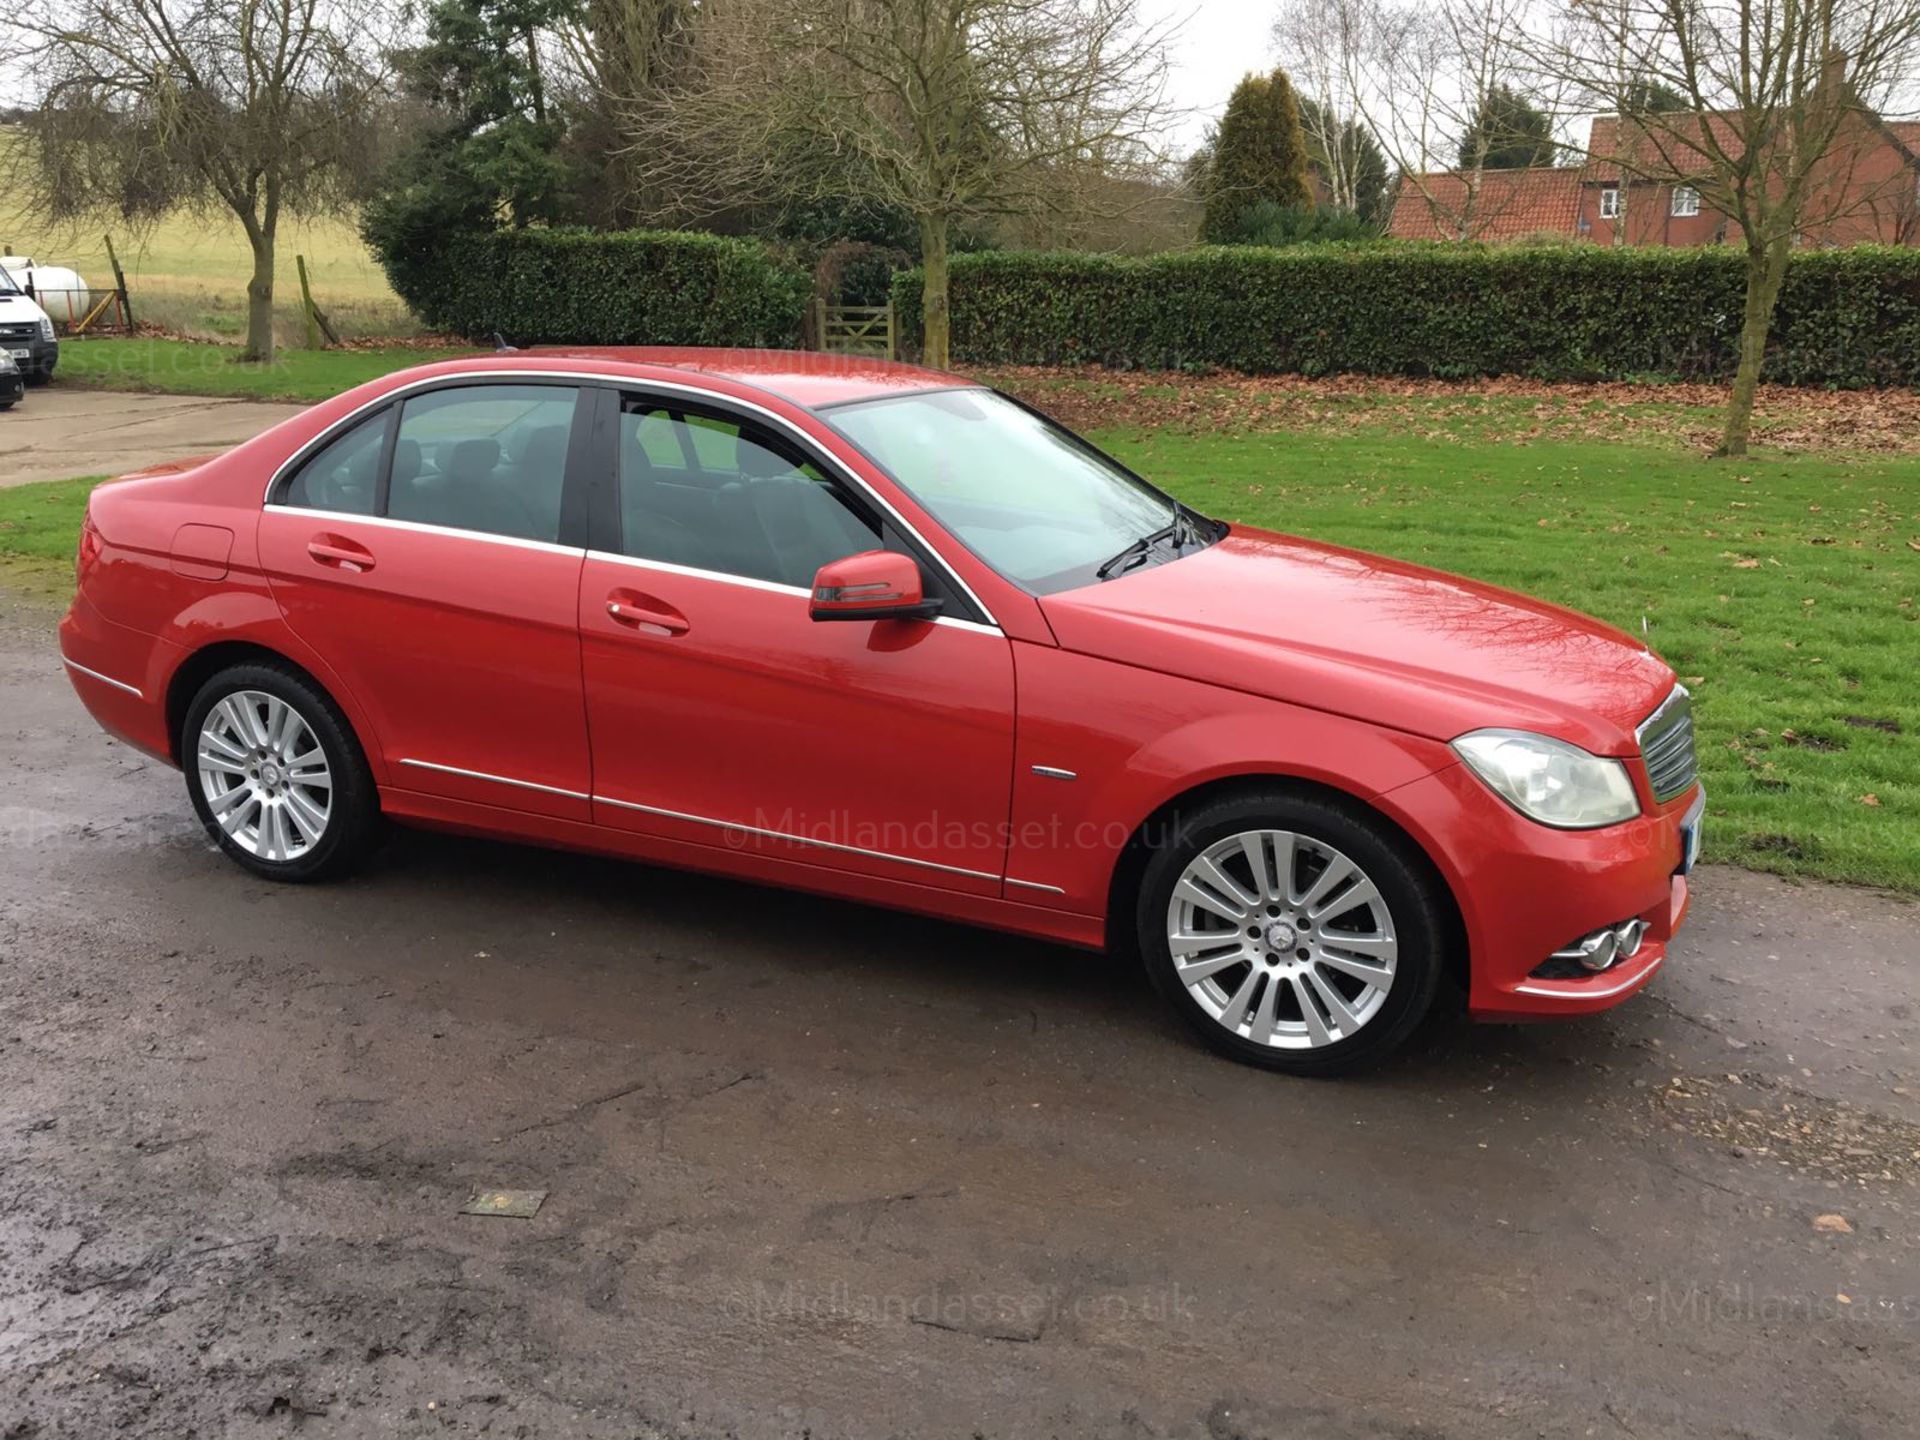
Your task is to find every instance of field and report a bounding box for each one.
[4,348,1915,893]
[0,128,414,344]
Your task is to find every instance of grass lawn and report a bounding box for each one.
[4,393,1915,893]
[1096,425,1919,893]
[54,336,468,402]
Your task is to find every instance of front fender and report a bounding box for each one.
[1002,644,1453,916]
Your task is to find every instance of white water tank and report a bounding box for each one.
[0,256,95,321]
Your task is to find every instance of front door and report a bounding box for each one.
[258,380,595,820]
[578,390,1016,893]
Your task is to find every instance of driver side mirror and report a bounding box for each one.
[809,549,943,623]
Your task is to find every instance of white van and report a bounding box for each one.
[0,259,61,383]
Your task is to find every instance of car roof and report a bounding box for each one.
[497,346,973,410]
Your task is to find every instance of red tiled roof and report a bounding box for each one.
[1387,167,1585,241]
[1583,113,1737,181]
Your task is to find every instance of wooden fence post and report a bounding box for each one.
[296,255,341,348]
[103,233,133,331]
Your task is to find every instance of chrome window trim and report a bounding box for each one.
[266,504,585,558]
[587,548,806,599]
[397,757,590,800]
[262,368,1000,630]
[62,656,144,699]
[585,549,1004,636]
[594,792,1002,882]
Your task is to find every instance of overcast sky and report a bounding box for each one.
[1145,0,1280,153]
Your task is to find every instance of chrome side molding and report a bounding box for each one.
[61,656,144,700]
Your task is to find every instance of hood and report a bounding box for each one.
[0,293,48,318]
[1039,526,1675,755]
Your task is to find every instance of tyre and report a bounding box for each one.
[1136,787,1447,1076]
[24,367,51,387]
[181,661,382,882]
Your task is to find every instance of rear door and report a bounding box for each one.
[258,379,597,820]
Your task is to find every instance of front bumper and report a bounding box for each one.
[1378,761,1701,1022]
[0,366,22,404]
[2,336,57,376]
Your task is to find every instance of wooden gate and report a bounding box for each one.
[815,300,895,360]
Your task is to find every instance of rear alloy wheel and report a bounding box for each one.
[1138,790,1445,1076]
[183,663,380,881]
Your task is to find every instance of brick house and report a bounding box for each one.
[1389,109,1920,245]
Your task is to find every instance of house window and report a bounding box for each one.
[1671,186,1701,218]
[1599,186,1623,220]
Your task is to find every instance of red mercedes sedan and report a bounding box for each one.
[60,349,1702,1074]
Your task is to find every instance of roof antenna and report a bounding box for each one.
[493,332,518,353]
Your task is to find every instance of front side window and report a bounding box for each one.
[283,409,390,515]
[1599,186,1623,219]
[615,398,881,588]
[1671,185,1700,217]
[825,389,1180,595]
[389,384,580,543]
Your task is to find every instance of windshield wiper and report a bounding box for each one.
[1095,505,1208,581]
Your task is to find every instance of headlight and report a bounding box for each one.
[37,317,55,341]
[0,353,15,372]
[1452,729,1640,829]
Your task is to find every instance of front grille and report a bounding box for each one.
[0,323,33,341]
[1637,684,1698,801]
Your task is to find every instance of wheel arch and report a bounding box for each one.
[164,640,378,778]
[1103,771,1470,999]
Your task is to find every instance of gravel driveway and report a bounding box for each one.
[0,387,305,488]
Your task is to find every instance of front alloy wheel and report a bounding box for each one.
[1168,830,1398,1050]
[1138,789,1445,1075]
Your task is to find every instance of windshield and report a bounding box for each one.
[0,268,21,297]
[825,389,1186,595]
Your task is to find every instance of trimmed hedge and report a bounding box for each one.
[891,244,1920,386]
[379,226,812,347]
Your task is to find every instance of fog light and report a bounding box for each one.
[1564,930,1619,971]
[1542,917,1651,976]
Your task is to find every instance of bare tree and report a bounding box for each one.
[1271,0,1388,213]
[625,0,1175,367]
[1278,0,1571,241]
[1535,0,1920,455]
[7,0,390,361]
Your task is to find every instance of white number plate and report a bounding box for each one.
[6,349,28,360]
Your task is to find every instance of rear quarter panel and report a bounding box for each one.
[71,447,392,780]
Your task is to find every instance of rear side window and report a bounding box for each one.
[388,384,580,543]
[283,410,391,515]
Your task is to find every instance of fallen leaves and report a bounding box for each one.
[973,365,1920,454]
[1813,1214,1854,1234]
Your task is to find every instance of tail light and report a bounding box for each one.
[76,509,102,580]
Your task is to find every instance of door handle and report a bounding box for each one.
[307,535,375,573]
[606,596,689,636]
